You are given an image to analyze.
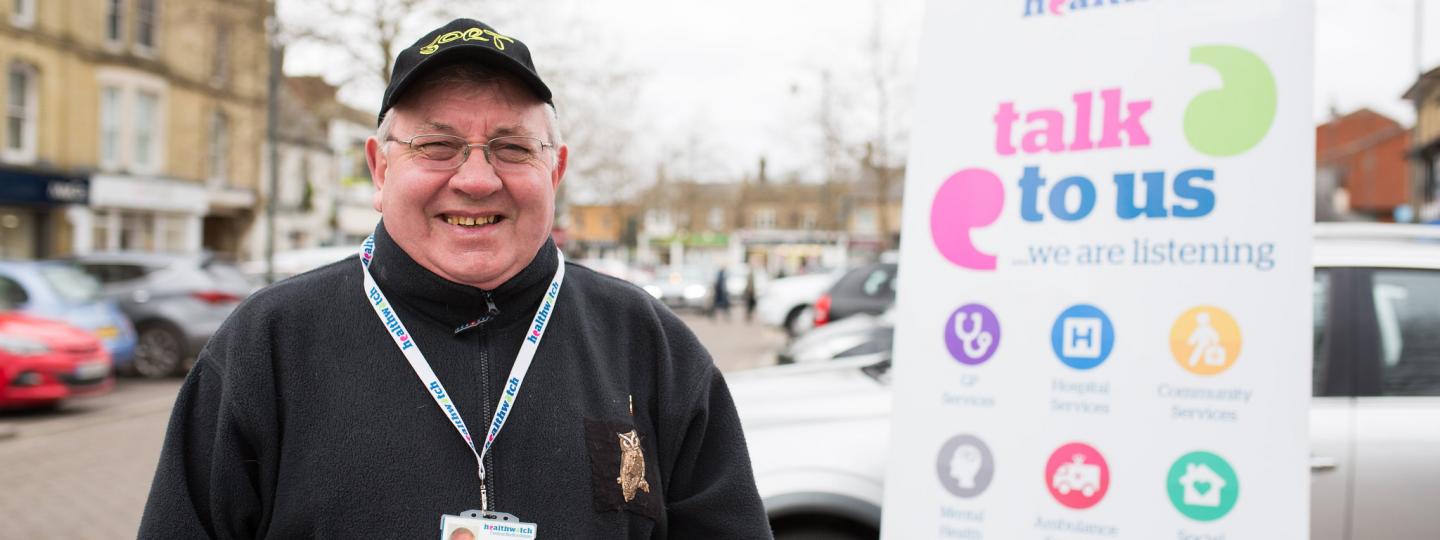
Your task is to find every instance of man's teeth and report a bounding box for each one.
[445,215,499,226]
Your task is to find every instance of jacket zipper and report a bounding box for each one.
[478,292,498,510]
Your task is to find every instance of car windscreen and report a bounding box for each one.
[40,265,102,303]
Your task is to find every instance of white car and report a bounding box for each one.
[733,223,1440,539]
[757,271,844,336]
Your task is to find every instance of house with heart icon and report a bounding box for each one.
[1178,463,1226,507]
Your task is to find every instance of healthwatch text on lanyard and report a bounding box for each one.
[359,236,565,510]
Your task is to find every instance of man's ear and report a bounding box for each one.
[551,144,568,190]
[365,137,387,212]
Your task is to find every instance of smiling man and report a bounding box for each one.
[139,18,770,539]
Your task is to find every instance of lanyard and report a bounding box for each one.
[359,236,565,509]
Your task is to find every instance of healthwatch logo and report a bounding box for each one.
[929,45,1277,271]
[1024,0,1146,18]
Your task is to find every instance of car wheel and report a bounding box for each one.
[133,322,185,378]
[784,305,816,337]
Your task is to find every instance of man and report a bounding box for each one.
[140,18,771,539]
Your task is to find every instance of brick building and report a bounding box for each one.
[1315,108,1411,221]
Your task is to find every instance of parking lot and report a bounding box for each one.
[0,312,783,538]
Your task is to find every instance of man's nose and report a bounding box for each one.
[448,148,504,197]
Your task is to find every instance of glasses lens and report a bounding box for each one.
[409,135,465,167]
[487,136,543,165]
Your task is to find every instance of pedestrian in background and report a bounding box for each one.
[711,267,731,321]
[743,267,758,323]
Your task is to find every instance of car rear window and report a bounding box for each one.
[834,264,897,298]
[40,265,101,303]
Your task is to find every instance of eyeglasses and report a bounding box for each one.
[386,133,554,171]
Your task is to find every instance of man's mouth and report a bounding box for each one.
[443,214,503,227]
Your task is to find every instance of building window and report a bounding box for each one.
[4,62,37,162]
[211,24,230,85]
[207,110,228,185]
[854,207,878,234]
[801,209,818,230]
[105,0,123,45]
[134,0,156,51]
[132,90,159,170]
[11,0,35,28]
[708,206,724,231]
[753,208,777,230]
[99,86,122,168]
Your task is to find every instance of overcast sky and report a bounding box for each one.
[282,0,1440,180]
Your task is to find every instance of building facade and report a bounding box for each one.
[1314,108,1410,222]
[1404,66,1440,223]
[0,0,269,259]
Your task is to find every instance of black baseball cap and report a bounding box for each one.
[377,18,552,125]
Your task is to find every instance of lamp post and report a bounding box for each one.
[265,15,281,283]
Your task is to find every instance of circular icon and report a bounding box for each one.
[1045,442,1109,509]
[1167,451,1240,521]
[1050,304,1114,370]
[936,434,995,498]
[1169,306,1242,376]
[945,304,1001,365]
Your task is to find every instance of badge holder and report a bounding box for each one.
[439,510,538,539]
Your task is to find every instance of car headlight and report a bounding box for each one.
[683,284,707,299]
[0,334,50,356]
[642,285,663,299]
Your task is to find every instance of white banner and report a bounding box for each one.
[882,1,1313,538]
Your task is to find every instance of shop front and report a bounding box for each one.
[0,165,89,259]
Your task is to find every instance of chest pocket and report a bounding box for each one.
[584,418,662,521]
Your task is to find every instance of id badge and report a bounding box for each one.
[440,510,538,540]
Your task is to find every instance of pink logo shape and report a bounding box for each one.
[1050,0,1066,15]
[1045,442,1110,509]
[930,168,1005,270]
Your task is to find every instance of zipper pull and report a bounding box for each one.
[453,293,502,335]
[484,292,500,319]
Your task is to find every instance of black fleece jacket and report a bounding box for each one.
[138,225,771,539]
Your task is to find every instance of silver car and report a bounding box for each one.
[74,253,255,378]
[733,223,1440,539]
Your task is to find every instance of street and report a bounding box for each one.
[0,312,783,538]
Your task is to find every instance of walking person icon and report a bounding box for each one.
[1170,306,1243,376]
[1186,312,1226,367]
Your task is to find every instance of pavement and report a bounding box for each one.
[0,311,783,538]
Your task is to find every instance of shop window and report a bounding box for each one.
[3,61,37,163]
[1371,269,1440,396]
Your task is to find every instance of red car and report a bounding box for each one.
[0,311,113,409]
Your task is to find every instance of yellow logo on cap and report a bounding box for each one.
[418,27,516,55]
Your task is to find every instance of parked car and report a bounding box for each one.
[757,270,844,336]
[778,309,892,365]
[0,261,135,371]
[0,311,114,409]
[812,261,897,328]
[735,223,1440,539]
[73,253,255,378]
[640,265,715,311]
[241,245,356,283]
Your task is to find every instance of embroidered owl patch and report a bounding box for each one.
[585,418,660,520]
[616,430,651,502]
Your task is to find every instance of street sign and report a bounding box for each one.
[883,1,1312,538]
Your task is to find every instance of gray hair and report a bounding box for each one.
[375,64,563,163]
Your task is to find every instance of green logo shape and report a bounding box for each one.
[1184,45,1277,157]
[1166,450,1240,521]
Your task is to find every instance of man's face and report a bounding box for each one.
[366,77,567,289]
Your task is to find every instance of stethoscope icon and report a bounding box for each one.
[953,310,995,359]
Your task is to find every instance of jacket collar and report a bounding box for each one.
[367,221,559,332]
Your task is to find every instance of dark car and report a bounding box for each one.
[73,253,255,378]
[812,261,897,328]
